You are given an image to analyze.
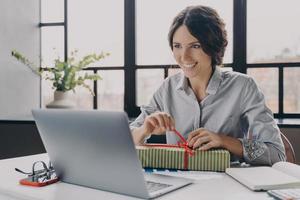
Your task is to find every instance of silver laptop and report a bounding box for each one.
[32,109,192,199]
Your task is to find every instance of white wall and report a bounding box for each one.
[0,0,40,120]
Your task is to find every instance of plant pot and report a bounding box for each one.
[46,91,76,109]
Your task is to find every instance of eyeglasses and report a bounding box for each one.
[15,161,58,186]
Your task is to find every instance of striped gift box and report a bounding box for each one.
[136,145,230,172]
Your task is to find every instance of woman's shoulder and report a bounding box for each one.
[151,71,183,98]
[160,71,183,88]
[221,69,254,83]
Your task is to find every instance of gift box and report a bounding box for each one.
[136,145,230,172]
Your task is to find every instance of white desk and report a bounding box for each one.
[0,154,273,200]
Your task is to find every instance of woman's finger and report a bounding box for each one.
[188,134,208,148]
[199,142,214,151]
[162,114,172,130]
[147,117,158,128]
[192,136,210,149]
[155,114,166,129]
[187,128,206,142]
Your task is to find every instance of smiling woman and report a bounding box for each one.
[171,25,214,97]
[130,5,286,166]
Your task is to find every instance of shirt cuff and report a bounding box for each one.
[239,138,270,165]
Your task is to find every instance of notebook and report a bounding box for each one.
[226,161,300,191]
[267,188,300,200]
[32,109,193,199]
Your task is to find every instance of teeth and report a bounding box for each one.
[183,64,196,68]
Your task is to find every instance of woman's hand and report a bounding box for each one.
[142,112,175,135]
[132,112,175,145]
[187,128,223,150]
[142,112,175,136]
[186,128,243,157]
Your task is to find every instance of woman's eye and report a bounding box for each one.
[192,44,201,49]
[173,44,181,48]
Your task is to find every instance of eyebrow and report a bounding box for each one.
[172,41,200,45]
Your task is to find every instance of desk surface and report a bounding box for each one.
[0,154,273,200]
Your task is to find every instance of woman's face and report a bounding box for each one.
[172,25,212,79]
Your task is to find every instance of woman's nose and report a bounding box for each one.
[181,48,192,62]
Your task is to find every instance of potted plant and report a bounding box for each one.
[12,50,109,108]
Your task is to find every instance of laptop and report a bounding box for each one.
[32,109,192,199]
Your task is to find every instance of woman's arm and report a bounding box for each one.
[239,77,286,165]
[132,126,151,145]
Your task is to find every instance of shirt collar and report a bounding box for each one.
[176,72,189,91]
[206,66,223,95]
[176,67,223,95]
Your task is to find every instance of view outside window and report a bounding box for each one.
[41,0,64,23]
[41,27,64,68]
[97,70,124,111]
[248,0,300,63]
[284,68,300,113]
[247,0,300,114]
[247,68,278,113]
[68,0,124,67]
[137,69,164,106]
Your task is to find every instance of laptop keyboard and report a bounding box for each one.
[146,181,172,193]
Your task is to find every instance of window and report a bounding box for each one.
[68,0,124,66]
[40,0,299,118]
[247,0,300,117]
[41,0,124,110]
[247,68,278,113]
[247,0,300,63]
[284,67,300,113]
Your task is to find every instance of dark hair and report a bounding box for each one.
[168,5,228,67]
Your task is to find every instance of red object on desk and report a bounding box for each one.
[19,176,59,187]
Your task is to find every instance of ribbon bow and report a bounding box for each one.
[144,129,194,169]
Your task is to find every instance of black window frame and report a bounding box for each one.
[40,0,300,119]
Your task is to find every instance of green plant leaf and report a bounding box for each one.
[11,50,108,96]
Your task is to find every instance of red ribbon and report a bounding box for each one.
[143,129,194,170]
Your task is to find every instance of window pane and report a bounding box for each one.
[41,0,64,23]
[137,69,164,106]
[74,71,94,109]
[248,0,300,63]
[41,71,94,109]
[247,68,278,113]
[284,67,300,113]
[68,0,124,66]
[221,67,233,71]
[97,70,124,111]
[41,26,64,68]
[137,0,233,65]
